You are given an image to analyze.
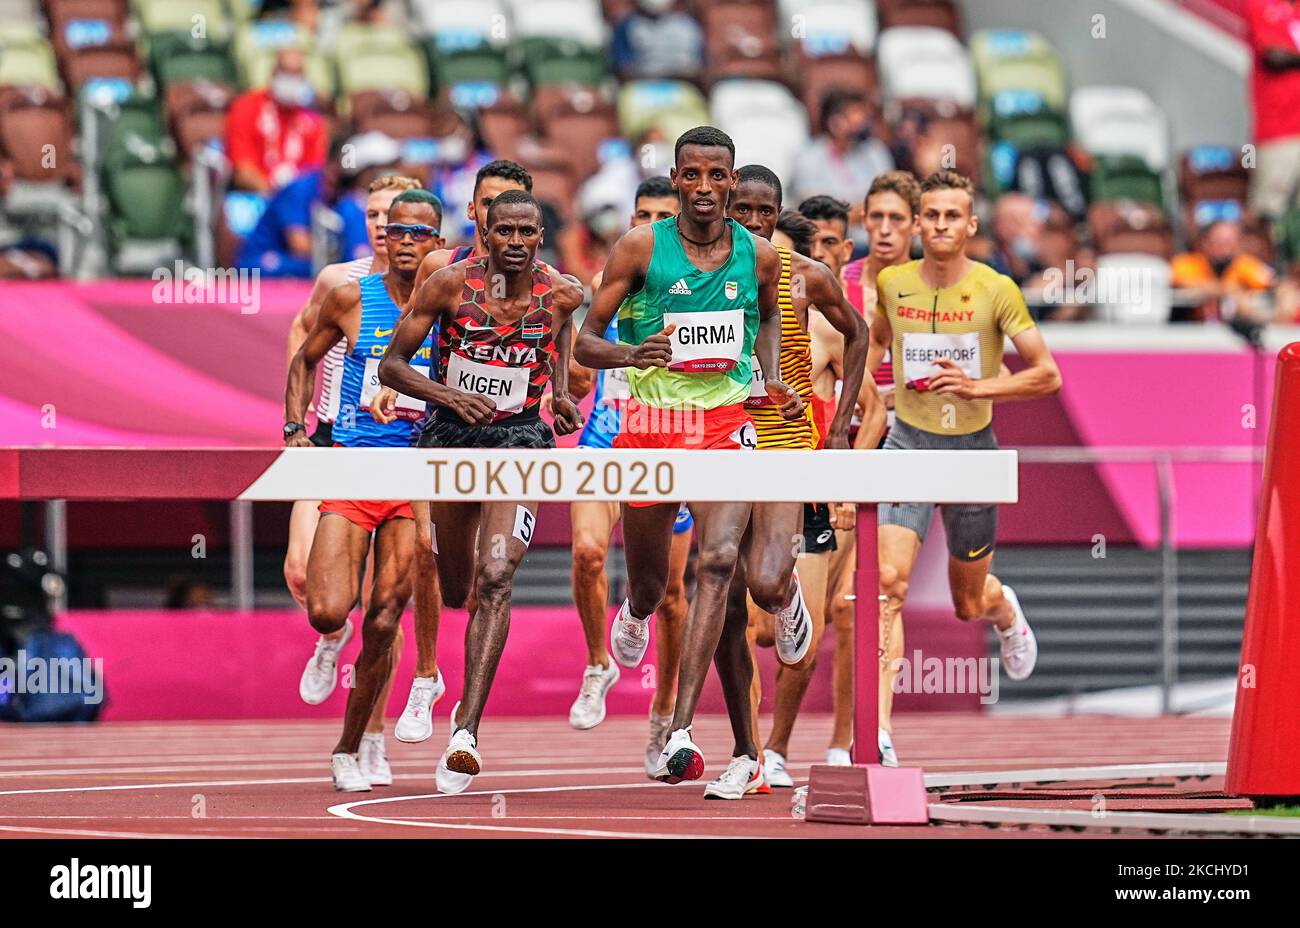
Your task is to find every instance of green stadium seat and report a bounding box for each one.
[1090,154,1164,209]
[335,25,428,101]
[971,29,1067,118]
[148,32,236,88]
[133,0,229,40]
[985,89,1069,149]
[519,36,607,87]
[617,80,710,143]
[427,39,510,90]
[1277,208,1300,269]
[98,96,188,269]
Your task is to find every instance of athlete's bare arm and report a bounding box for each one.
[754,236,801,419]
[286,281,359,444]
[801,258,868,448]
[576,225,669,369]
[286,261,353,369]
[408,248,459,310]
[867,310,892,378]
[547,269,587,435]
[379,264,496,426]
[928,327,1062,401]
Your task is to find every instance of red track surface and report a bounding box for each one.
[0,713,1230,839]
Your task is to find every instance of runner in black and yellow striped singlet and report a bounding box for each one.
[720,166,873,792]
[744,242,818,449]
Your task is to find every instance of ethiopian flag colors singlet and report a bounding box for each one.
[617,216,760,410]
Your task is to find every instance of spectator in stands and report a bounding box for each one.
[226,48,327,194]
[1245,0,1300,221]
[237,132,401,278]
[1171,219,1276,323]
[611,0,705,81]
[989,193,1048,287]
[791,88,894,208]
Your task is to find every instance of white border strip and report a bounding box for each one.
[931,804,1300,836]
[925,762,1227,789]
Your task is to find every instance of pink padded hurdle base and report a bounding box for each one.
[804,763,930,826]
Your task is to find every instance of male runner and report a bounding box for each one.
[379,189,585,794]
[375,160,534,744]
[281,173,421,785]
[284,190,443,790]
[575,126,792,786]
[704,172,872,799]
[563,175,696,777]
[871,170,1062,764]
[802,176,916,768]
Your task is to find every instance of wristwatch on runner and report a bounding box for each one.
[283,421,306,442]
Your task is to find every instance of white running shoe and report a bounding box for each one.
[654,727,705,784]
[825,747,852,767]
[331,752,371,792]
[878,728,899,767]
[645,713,673,778]
[300,619,353,705]
[774,571,812,665]
[996,585,1038,682]
[568,661,620,730]
[436,701,478,795]
[395,672,445,743]
[610,599,651,668]
[358,733,392,786]
[704,755,764,800]
[763,749,795,788]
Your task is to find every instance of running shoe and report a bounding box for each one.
[610,599,651,668]
[704,755,764,800]
[331,752,371,792]
[878,728,899,767]
[645,712,673,778]
[996,585,1038,681]
[653,727,706,784]
[825,747,852,767]
[300,619,353,705]
[774,571,812,665]
[358,733,392,786]
[436,703,476,795]
[395,672,445,743]
[568,661,620,730]
[764,748,795,788]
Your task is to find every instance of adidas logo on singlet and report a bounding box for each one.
[668,278,693,295]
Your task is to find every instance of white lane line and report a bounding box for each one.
[0,765,651,788]
[329,782,760,839]
[0,824,221,840]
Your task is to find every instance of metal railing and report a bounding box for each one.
[1016,445,1265,712]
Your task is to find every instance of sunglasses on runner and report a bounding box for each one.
[383,223,439,242]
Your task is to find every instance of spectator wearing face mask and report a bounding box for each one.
[611,0,705,81]
[791,87,894,207]
[1171,219,1276,323]
[989,193,1047,286]
[226,48,327,194]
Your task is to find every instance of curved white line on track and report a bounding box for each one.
[329,782,754,839]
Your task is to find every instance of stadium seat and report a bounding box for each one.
[1179,145,1249,206]
[100,99,187,271]
[134,0,229,39]
[477,96,532,162]
[703,1,784,84]
[46,0,128,32]
[801,52,878,133]
[232,19,334,101]
[970,29,1068,127]
[1090,154,1164,209]
[1007,145,1089,220]
[335,25,428,103]
[147,33,237,89]
[876,0,960,36]
[1276,208,1300,270]
[877,26,975,108]
[781,0,878,57]
[57,37,142,91]
[617,79,711,142]
[1070,85,1170,172]
[351,89,447,140]
[1088,200,1173,258]
[508,0,606,47]
[412,0,508,41]
[539,93,621,180]
[711,79,809,188]
[517,142,579,221]
[164,79,233,160]
[519,36,608,87]
[984,88,1069,150]
[0,25,62,92]
[913,109,982,185]
[1093,252,1173,323]
[427,38,511,91]
[0,85,81,205]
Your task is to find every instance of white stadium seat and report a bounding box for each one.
[877,26,975,107]
[1070,86,1170,172]
[711,79,810,191]
[1094,253,1173,323]
[413,0,508,43]
[780,0,878,55]
[506,0,606,47]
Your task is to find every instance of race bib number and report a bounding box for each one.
[745,354,770,407]
[361,359,428,420]
[446,353,530,417]
[602,365,632,403]
[901,332,981,391]
[728,420,758,450]
[663,309,744,373]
